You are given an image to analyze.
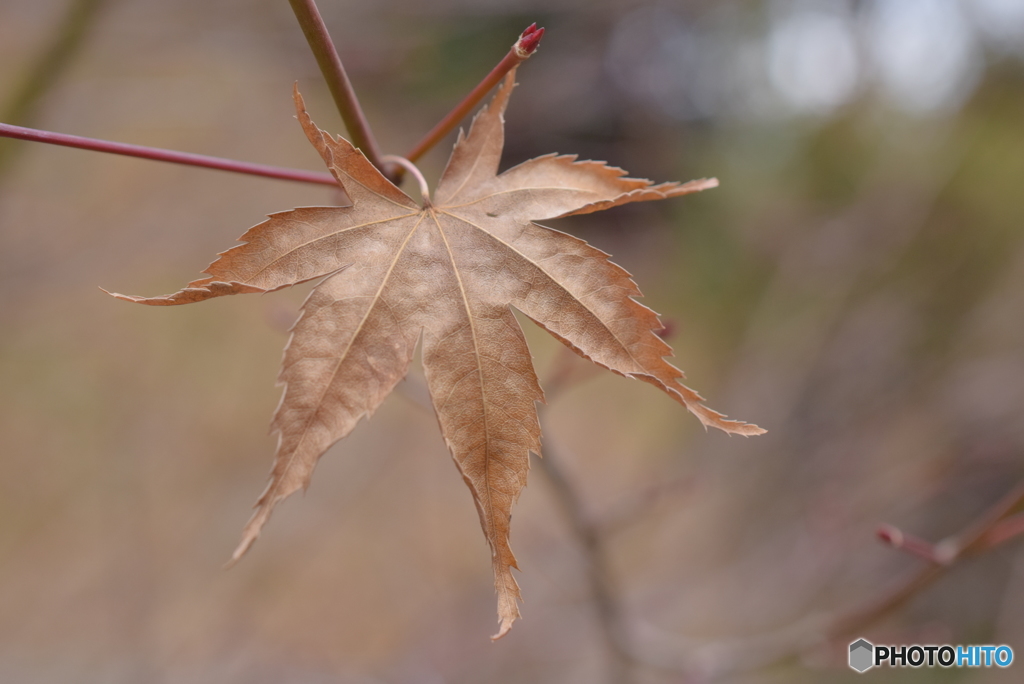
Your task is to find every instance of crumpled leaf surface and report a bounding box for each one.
[109,68,763,639]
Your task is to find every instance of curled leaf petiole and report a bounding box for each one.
[382,154,430,205]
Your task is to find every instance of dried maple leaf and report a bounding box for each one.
[108,68,763,639]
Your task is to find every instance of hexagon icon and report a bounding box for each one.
[849,638,874,672]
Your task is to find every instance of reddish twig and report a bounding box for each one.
[621,478,1024,679]
[404,23,544,164]
[978,512,1024,550]
[875,524,955,565]
[877,479,1024,563]
[0,122,338,186]
[288,0,388,176]
[828,478,1024,640]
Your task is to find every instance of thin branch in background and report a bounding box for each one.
[595,474,697,535]
[403,23,544,164]
[0,0,109,176]
[0,122,339,186]
[614,477,1024,681]
[533,429,636,684]
[287,0,388,177]
[826,477,1024,641]
[980,513,1024,549]
[875,524,953,565]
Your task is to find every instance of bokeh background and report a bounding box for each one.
[2,0,1024,682]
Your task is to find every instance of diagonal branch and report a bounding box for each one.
[827,477,1024,640]
[0,122,339,186]
[535,424,636,684]
[404,23,544,164]
[288,0,388,176]
[611,477,1024,680]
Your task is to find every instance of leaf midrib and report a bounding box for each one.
[245,211,419,283]
[437,209,649,375]
[429,207,513,609]
[267,211,428,501]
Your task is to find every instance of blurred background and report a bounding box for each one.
[2,0,1024,682]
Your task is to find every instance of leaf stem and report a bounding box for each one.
[404,22,545,164]
[382,154,430,204]
[287,0,388,176]
[0,122,339,186]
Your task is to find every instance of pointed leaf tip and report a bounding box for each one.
[491,620,514,641]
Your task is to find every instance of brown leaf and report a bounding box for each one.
[107,68,763,639]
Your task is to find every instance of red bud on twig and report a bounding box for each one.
[515,23,545,58]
